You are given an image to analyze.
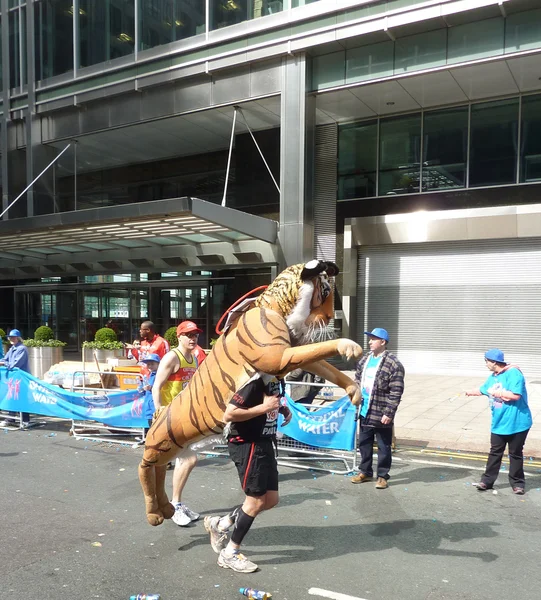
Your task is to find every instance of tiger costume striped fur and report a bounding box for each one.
[139,259,362,526]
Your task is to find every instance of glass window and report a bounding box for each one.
[8,10,19,89]
[520,95,541,183]
[140,0,205,51]
[422,107,468,191]
[379,114,421,196]
[505,9,541,53]
[210,0,283,31]
[312,51,345,91]
[346,41,393,84]
[470,99,518,187]
[79,0,135,68]
[338,121,377,200]
[448,17,504,64]
[34,0,74,81]
[394,29,447,74]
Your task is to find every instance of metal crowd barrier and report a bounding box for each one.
[199,380,360,474]
[0,410,45,430]
[68,369,147,446]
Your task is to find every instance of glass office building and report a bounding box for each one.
[1,0,541,371]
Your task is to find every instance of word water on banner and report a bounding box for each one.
[279,395,357,451]
[0,367,148,428]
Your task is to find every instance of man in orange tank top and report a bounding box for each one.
[151,320,205,527]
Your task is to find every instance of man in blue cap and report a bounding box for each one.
[351,327,405,489]
[466,349,532,495]
[0,329,31,427]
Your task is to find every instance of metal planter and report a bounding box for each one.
[28,346,64,379]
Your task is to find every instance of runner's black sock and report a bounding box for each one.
[230,508,255,545]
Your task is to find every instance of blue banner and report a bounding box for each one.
[0,367,147,428]
[279,395,357,451]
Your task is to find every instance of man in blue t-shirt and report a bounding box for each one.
[466,348,532,495]
[351,327,405,489]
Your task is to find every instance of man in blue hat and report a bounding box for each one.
[351,328,405,489]
[0,329,31,427]
[466,348,532,495]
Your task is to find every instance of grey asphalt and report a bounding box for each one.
[3,422,541,600]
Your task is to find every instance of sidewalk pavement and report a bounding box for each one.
[342,372,541,458]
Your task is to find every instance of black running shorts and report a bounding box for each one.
[228,439,278,497]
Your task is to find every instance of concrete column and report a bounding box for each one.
[341,221,358,340]
[279,53,316,268]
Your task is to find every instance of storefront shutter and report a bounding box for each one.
[357,238,541,377]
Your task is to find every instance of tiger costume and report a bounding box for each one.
[139,259,362,526]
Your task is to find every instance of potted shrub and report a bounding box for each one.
[164,326,178,349]
[0,328,9,357]
[82,326,125,363]
[24,326,67,379]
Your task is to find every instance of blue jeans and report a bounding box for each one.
[358,420,393,479]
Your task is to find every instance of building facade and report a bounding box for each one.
[0,0,541,373]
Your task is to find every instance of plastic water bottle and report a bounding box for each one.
[239,587,272,599]
[129,595,161,600]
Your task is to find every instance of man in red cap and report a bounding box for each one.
[151,320,206,527]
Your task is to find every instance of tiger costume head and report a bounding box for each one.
[255,259,339,345]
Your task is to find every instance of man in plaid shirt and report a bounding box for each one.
[351,328,405,489]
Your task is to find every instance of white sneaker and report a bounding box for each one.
[0,420,10,427]
[172,504,192,527]
[204,516,229,553]
[182,504,200,521]
[217,549,258,573]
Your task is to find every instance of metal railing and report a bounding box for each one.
[68,369,147,446]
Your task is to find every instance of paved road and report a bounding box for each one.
[2,424,541,600]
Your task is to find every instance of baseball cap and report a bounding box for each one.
[485,348,507,364]
[141,353,161,363]
[176,321,202,336]
[364,327,389,342]
[8,329,22,338]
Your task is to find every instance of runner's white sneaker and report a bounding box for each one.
[182,504,200,521]
[204,516,228,553]
[172,503,192,526]
[217,549,258,573]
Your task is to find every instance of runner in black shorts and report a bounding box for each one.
[204,376,291,573]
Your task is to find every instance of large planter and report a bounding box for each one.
[28,346,64,379]
[83,348,125,364]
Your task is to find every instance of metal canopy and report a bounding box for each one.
[0,197,279,280]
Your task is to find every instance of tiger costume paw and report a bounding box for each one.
[337,339,363,361]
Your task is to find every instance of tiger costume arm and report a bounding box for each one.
[139,259,362,526]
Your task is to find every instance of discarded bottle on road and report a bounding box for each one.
[129,595,161,600]
[239,587,272,599]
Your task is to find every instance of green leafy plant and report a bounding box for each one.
[95,327,118,343]
[164,326,178,349]
[0,328,7,343]
[34,325,55,341]
[82,340,125,350]
[24,338,67,348]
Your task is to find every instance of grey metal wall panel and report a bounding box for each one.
[211,66,251,106]
[357,238,541,376]
[313,123,337,262]
[173,78,212,113]
[250,59,281,97]
[80,102,111,133]
[141,86,175,120]
[110,94,142,126]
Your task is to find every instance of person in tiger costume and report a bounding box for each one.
[139,259,363,530]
